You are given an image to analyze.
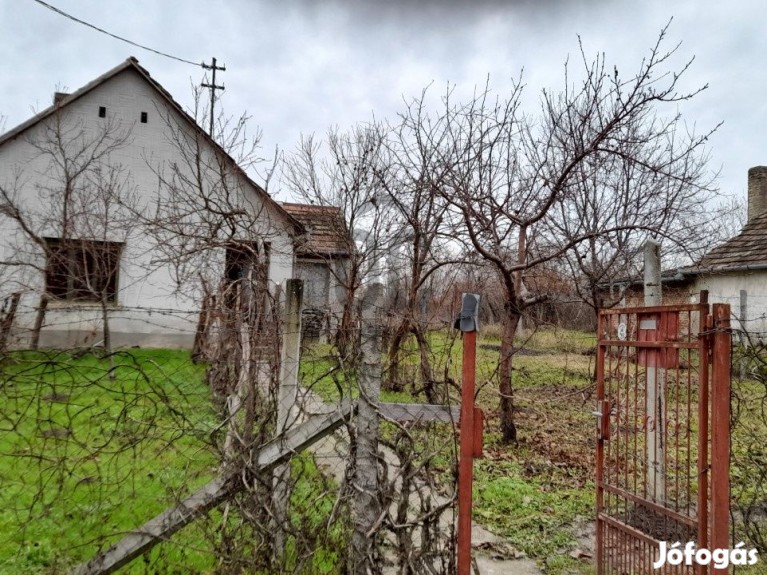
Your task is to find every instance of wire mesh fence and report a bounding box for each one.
[730,326,767,572]
[0,284,468,575]
[18,286,767,574]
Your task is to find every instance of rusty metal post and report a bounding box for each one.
[711,303,731,571]
[456,293,479,575]
[595,311,606,575]
[696,293,711,575]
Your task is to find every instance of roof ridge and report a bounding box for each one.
[0,57,304,236]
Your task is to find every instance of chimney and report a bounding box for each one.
[748,166,767,223]
[53,92,69,106]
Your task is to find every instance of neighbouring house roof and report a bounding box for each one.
[0,57,305,237]
[281,203,351,258]
[598,268,694,290]
[598,212,767,289]
[686,211,767,274]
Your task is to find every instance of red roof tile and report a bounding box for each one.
[281,203,351,257]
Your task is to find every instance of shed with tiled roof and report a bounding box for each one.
[280,202,351,344]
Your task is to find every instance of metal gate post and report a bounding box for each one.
[456,293,480,575]
[696,293,711,575]
[711,303,731,571]
[595,311,606,575]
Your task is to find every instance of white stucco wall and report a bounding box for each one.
[0,66,295,348]
[692,272,767,337]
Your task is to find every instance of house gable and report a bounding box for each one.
[0,59,303,348]
[0,57,304,238]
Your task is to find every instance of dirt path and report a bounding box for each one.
[298,389,543,575]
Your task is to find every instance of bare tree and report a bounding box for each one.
[377,96,463,399]
[548,136,717,321]
[431,25,717,443]
[283,124,393,359]
[0,109,134,351]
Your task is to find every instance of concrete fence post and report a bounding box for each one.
[273,278,303,557]
[351,282,384,575]
[643,239,665,502]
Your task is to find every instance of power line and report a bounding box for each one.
[30,0,201,67]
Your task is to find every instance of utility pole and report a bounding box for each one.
[201,57,225,137]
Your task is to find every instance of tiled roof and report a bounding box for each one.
[693,211,767,271]
[281,203,351,257]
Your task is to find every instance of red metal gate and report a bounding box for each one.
[596,295,731,574]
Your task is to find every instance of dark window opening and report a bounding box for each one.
[98,106,106,118]
[224,242,270,327]
[225,242,269,285]
[44,238,122,303]
[140,111,148,124]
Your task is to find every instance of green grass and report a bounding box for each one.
[0,349,218,574]
[474,460,592,567]
[0,348,354,575]
[11,324,763,575]
[284,454,351,574]
[299,327,599,573]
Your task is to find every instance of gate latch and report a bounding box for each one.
[593,399,610,440]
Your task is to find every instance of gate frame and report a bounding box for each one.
[595,294,731,575]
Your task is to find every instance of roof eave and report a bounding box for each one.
[683,263,767,275]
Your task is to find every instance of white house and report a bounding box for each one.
[610,166,767,338]
[0,57,304,348]
[684,166,767,336]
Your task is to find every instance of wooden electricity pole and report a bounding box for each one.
[201,57,225,136]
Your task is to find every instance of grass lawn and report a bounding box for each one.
[473,329,598,574]
[0,348,353,575]
[4,328,765,575]
[0,349,219,574]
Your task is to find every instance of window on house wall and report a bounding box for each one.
[44,238,122,303]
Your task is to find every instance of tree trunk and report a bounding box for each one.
[0,293,21,353]
[385,322,408,392]
[101,295,115,379]
[101,296,112,354]
[412,324,436,402]
[192,292,211,363]
[335,292,356,359]
[498,306,520,444]
[31,295,48,351]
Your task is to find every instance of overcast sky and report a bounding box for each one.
[1,0,763,206]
